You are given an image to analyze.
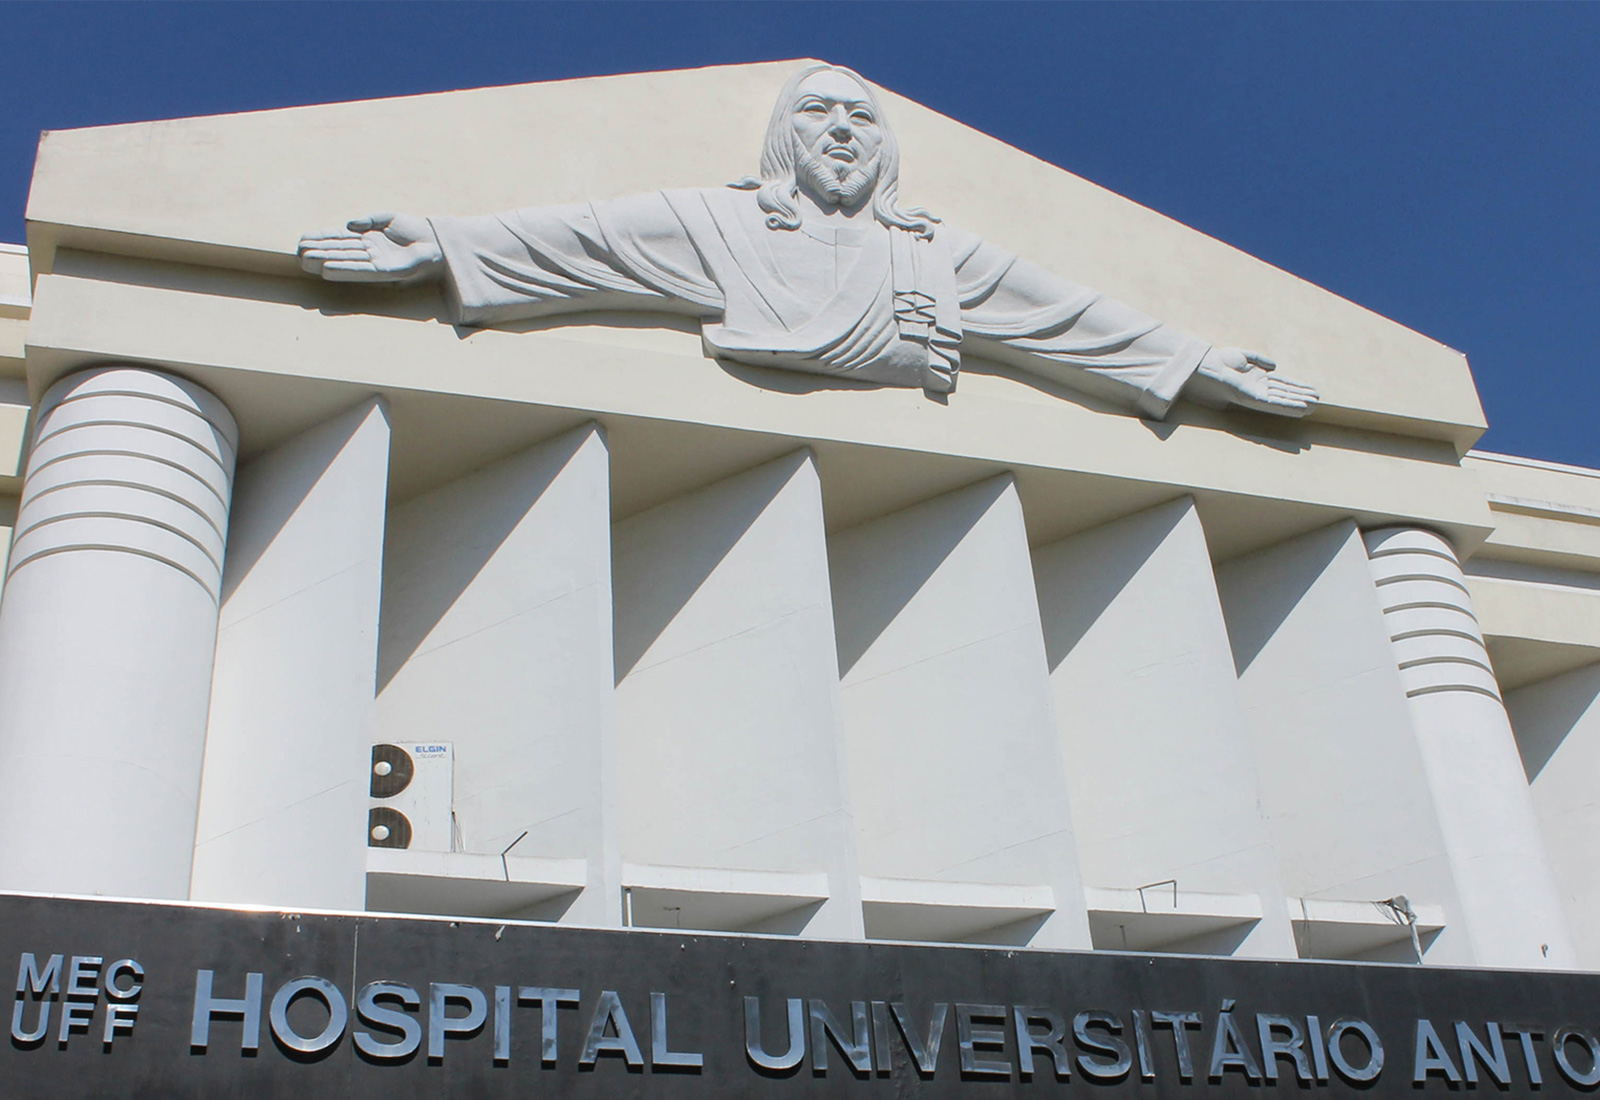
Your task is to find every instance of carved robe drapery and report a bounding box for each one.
[430,187,1210,417]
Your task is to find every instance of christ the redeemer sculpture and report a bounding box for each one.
[299,63,1318,422]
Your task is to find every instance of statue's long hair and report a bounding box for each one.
[731,63,938,239]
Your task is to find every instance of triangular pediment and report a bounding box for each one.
[25,59,1483,447]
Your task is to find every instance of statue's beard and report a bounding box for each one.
[796,147,879,209]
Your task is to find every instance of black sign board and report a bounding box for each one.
[4,891,1600,1097]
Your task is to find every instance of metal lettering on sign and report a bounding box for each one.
[5,892,1600,1097]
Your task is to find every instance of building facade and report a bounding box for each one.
[1,60,1598,991]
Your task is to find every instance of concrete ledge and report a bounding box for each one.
[621,864,830,933]
[366,849,587,919]
[1288,896,1445,961]
[1085,886,1262,952]
[860,877,1056,945]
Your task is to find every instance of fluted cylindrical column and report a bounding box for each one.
[0,366,237,899]
[1363,526,1575,967]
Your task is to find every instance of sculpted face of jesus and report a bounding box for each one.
[789,70,884,211]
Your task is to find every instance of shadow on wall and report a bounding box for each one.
[829,476,1010,679]
[1506,662,1600,782]
[1215,521,1350,677]
[376,427,593,693]
[220,400,380,607]
[611,451,811,684]
[1034,498,1189,675]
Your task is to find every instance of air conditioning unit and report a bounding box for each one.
[368,742,454,851]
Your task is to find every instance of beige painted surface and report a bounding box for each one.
[0,319,24,377]
[0,247,27,381]
[25,60,1484,446]
[0,378,32,508]
[1466,558,1600,691]
[1465,451,1600,570]
[24,268,1495,557]
[1459,452,1600,688]
[0,246,28,306]
[0,385,28,482]
[1470,574,1600,652]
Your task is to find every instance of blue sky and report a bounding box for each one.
[3,2,1596,465]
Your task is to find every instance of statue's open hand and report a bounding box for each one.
[298,213,445,283]
[1191,347,1319,418]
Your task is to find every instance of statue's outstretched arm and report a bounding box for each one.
[952,229,1318,419]
[298,213,445,284]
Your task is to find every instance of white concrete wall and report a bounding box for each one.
[0,367,236,899]
[1215,522,1464,962]
[612,450,861,938]
[191,398,390,910]
[830,475,1088,949]
[1364,527,1575,968]
[376,425,618,923]
[1505,662,1600,970]
[1033,497,1294,958]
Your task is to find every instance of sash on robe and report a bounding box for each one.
[645,190,963,393]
